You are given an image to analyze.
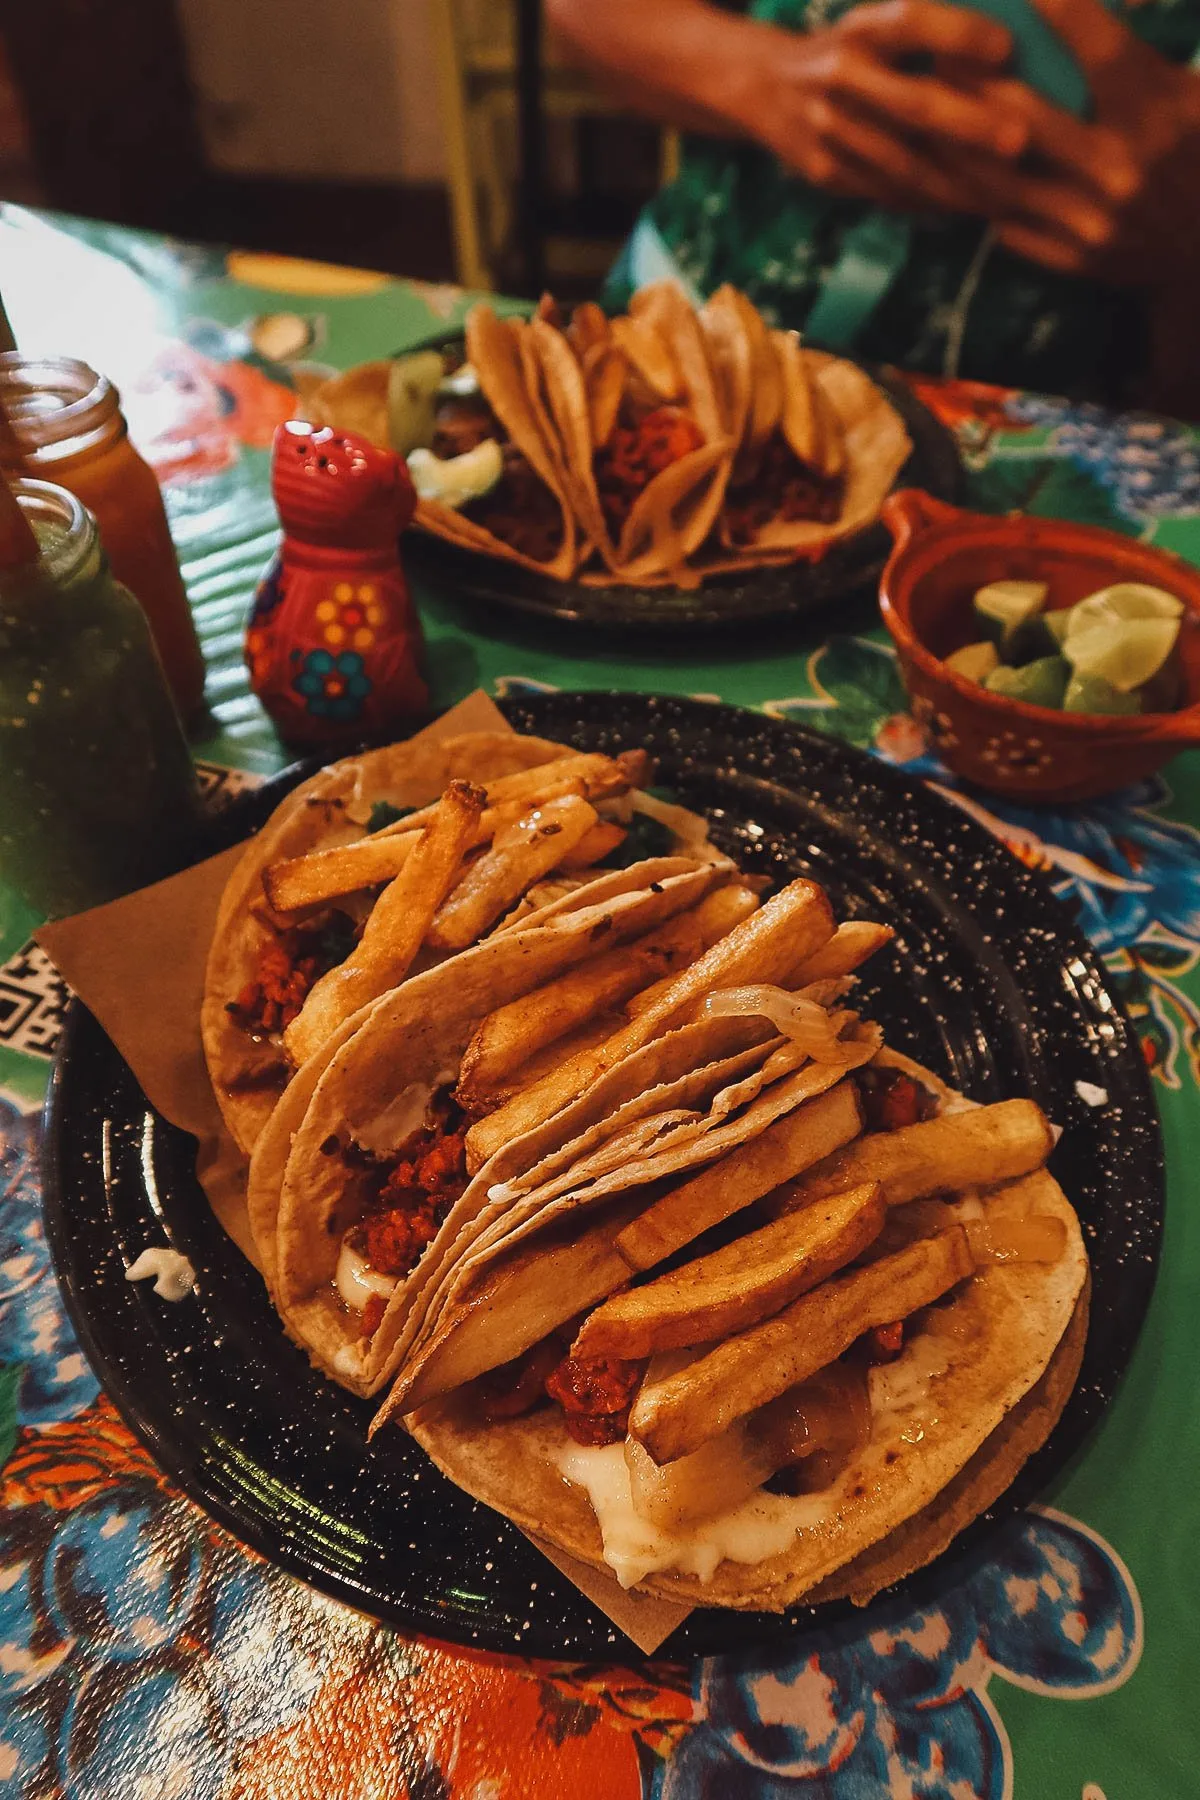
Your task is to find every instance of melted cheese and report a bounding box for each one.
[555,1442,833,1589]
[335,1241,397,1311]
[124,1248,195,1302]
[353,1082,442,1158]
[868,1334,951,1424]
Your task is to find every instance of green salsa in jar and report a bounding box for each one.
[0,478,201,918]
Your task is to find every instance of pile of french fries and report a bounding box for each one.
[261,749,659,1065]
[212,726,1081,1597]
[387,873,1067,1560]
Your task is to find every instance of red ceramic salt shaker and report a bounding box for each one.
[246,422,429,748]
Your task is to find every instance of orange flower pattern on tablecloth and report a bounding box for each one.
[0,1397,168,1512]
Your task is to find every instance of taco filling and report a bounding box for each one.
[593,403,705,542]
[412,392,566,565]
[722,431,845,547]
[332,1089,470,1338]
[228,911,360,1041]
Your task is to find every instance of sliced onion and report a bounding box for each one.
[704,984,858,1062]
[965,1213,1067,1264]
[630,790,722,860]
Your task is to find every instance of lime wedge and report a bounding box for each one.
[1071,583,1183,628]
[1063,616,1179,692]
[945,640,1000,684]
[973,579,1048,643]
[387,350,446,457]
[985,655,1070,710]
[1063,673,1142,716]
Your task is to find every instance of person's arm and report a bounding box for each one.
[924,0,1200,409]
[546,0,1031,206]
[546,0,779,137]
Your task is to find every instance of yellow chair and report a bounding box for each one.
[431,0,677,295]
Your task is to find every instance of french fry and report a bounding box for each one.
[629,1226,975,1464]
[624,1361,869,1532]
[264,833,419,913]
[369,751,646,839]
[766,1099,1055,1216]
[263,799,534,915]
[465,878,836,1170]
[554,820,626,871]
[426,793,599,952]
[283,781,485,1065]
[573,1180,885,1359]
[788,920,893,986]
[263,751,646,913]
[508,1013,622,1093]
[614,1078,862,1272]
[456,885,759,1110]
[624,968,679,1019]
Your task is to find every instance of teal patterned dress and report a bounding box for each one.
[607,0,1200,400]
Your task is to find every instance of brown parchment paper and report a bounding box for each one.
[35,688,692,1653]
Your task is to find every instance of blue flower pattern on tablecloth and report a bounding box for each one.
[653,1510,1140,1800]
[0,1099,98,1430]
[0,1469,383,1800]
[764,636,1200,1085]
[1005,395,1200,521]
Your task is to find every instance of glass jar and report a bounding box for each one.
[0,353,206,722]
[0,479,201,919]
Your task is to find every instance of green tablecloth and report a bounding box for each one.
[0,202,1196,1800]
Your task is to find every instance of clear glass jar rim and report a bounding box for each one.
[0,353,118,450]
[12,476,95,584]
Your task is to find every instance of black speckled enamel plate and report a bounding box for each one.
[42,694,1162,1660]
[404,368,961,630]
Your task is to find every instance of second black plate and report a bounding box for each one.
[405,370,960,629]
[43,694,1162,1659]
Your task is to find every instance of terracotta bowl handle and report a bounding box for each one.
[1136,707,1200,749]
[881,488,966,555]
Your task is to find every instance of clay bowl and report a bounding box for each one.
[879,490,1200,803]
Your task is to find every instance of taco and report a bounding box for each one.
[261,854,752,1394]
[202,730,675,1156]
[409,308,582,578]
[283,879,870,1407]
[711,328,911,565]
[363,911,1086,1612]
[529,284,732,582]
[302,311,581,578]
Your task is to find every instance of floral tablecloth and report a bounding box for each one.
[0,202,1196,1800]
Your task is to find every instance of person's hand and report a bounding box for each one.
[727,0,1032,207]
[965,0,1200,286]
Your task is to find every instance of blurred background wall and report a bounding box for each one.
[176,0,446,184]
[0,0,667,295]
